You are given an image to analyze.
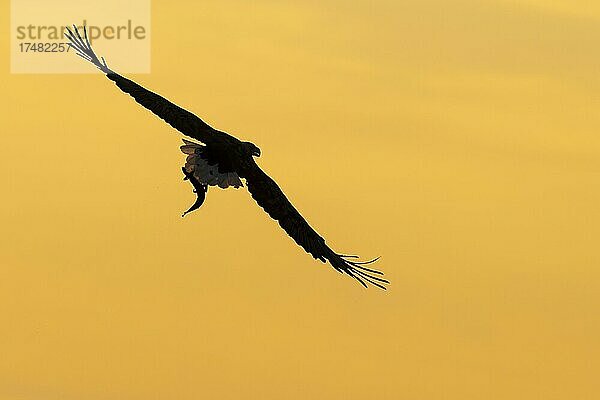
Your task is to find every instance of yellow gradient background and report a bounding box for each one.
[1,1,599,399]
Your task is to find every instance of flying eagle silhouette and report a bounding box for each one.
[65,25,388,289]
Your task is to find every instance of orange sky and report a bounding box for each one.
[1,1,599,399]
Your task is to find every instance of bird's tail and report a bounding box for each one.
[326,251,389,290]
[64,24,111,74]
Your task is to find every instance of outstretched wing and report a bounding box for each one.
[244,163,388,289]
[65,25,218,145]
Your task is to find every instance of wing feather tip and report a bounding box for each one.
[328,252,388,290]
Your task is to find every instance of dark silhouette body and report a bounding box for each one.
[65,25,388,289]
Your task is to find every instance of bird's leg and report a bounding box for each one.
[181,167,208,217]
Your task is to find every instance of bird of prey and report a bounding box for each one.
[65,25,388,289]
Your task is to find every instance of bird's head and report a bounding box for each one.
[244,141,261,157]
